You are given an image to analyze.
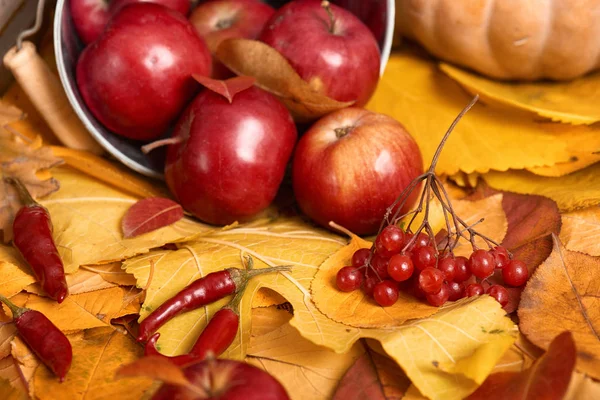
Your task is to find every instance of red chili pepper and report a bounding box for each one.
[144,291,242,367]
[137,257,290,342]
[0,294,72,381]
[8,178,68,303]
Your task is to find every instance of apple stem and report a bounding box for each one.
[140,137,184,154]
[321,1,337,34]
[334,126,353,138]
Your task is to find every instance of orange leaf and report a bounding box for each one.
[121,198,184,238]
[518,236,600,379]
[192,75,256,103]
[467,331,576,400]
[215,39,353,121]
[311,235,437,328]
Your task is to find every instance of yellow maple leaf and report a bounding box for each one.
[440,63,600,125]
[526,156,600,177]
[126,217,515,400]
[0,262,35,299]
[24,268,117,297]
[34,327,153,400]
[25,288,124,332]
[38,166,212,273]
[560,206,600,256]
[482,164,600,211]
[250,306,292,338]
[246,322,364,400]
[366,52,600,175]
[80,262,137,287]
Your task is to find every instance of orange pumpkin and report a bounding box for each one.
[396,0,600,80]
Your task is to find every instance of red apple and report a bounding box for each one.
[70,0,192,45]
[164,82,297,225]
[76,3,212,141]
[292,107,424,235]
[259,0,380,107]
[151,358,290,399]
[189,0,275,78]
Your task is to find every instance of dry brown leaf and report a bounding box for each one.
[0,131,63,241]
[34,327,153,400]
[216,39,354,121]
[0,101,22,126]
[246,322,364,400]
[518,236,600,379]
[25,288,124,332]
[80,262,137,286]
[560,206,600,257]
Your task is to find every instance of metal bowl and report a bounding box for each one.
[54,0,395,179]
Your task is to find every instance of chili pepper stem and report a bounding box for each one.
[4,177,39,207]
[225,281,248,317]
[0,294,27,318]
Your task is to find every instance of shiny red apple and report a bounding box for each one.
[189,0,275,78]
[76,3,211,141]
[164,79,297,225]
[151,358,290,400]
[70,0,191,44]
[292,107,424,235]
[259,0,380,107]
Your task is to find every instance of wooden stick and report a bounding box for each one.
[3,41,104,154]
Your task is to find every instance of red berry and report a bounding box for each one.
[426,283,449,306]
[352,248,371,268]
[486,285,509,307]
[412,245,437,271]
[468,249,495,279]
[362,276,378,297]
[408,275,427,299]
[438,257,456,282]
[388,254,414,282]
[375,226,405,257]
[447,282,465,301]
[373,280,399,307]
[413,232,431,248]
[371,254,390,279]
[502,260,529,287]
[418,267,444,294]
[465,283,485,297]
[336,266,363,292]
[490,246,510,269]
[453,256,471,283]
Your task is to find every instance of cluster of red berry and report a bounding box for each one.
[336,225,529,308]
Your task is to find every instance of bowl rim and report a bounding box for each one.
[53,0,395,180]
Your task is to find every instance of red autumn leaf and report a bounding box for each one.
[121,197,184,238]
[467,331,576,400]
[464,183,561,312]
[332,342,410,400]
[192,74,256,103]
